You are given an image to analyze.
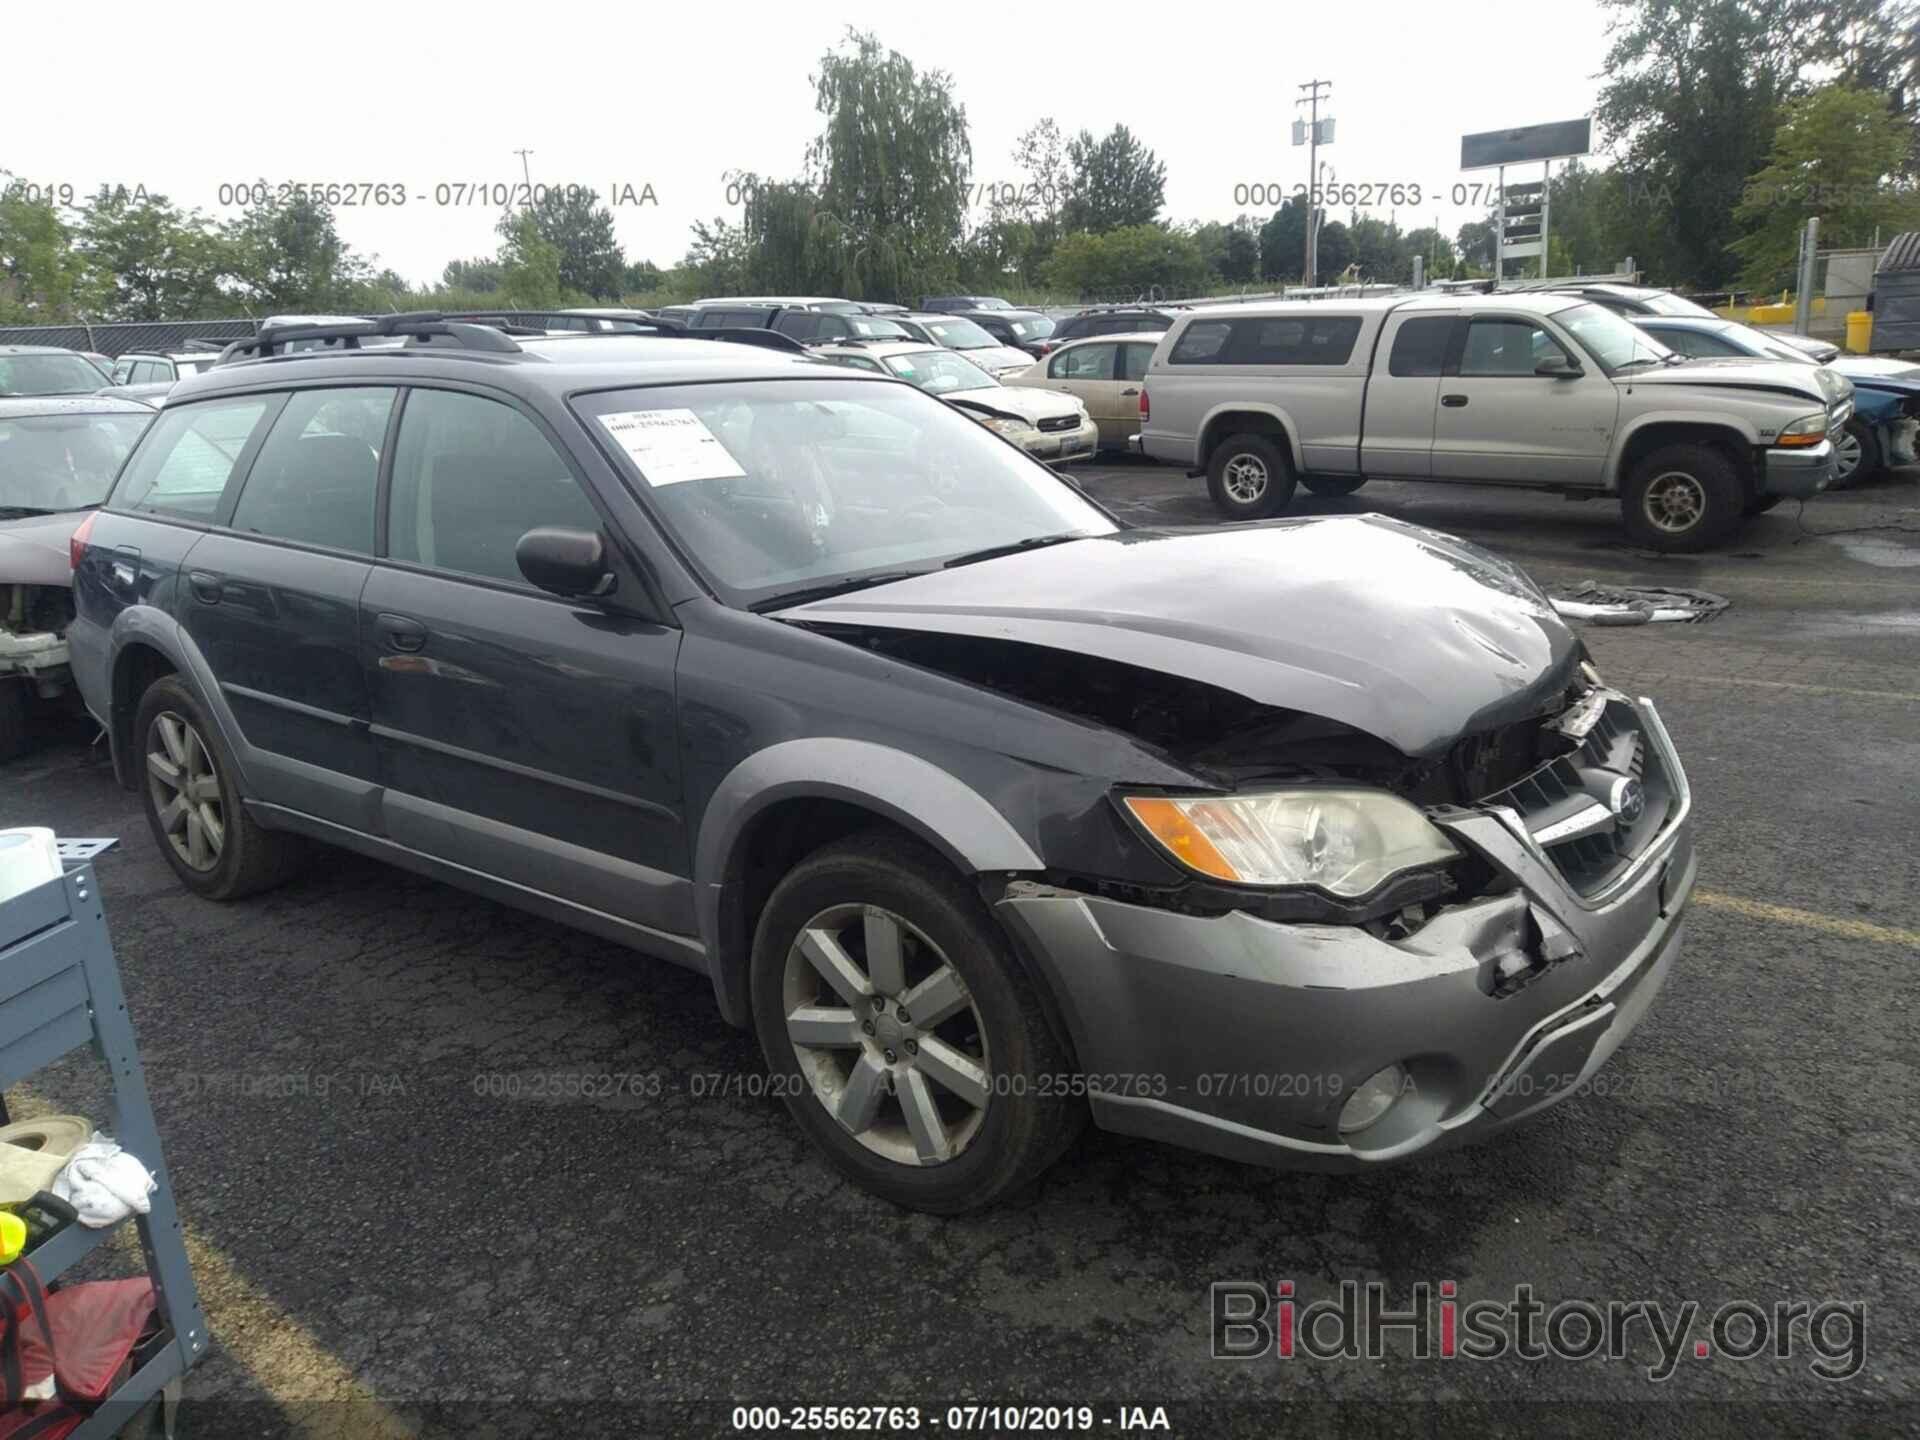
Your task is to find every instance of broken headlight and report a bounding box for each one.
[1122,788,1459,897]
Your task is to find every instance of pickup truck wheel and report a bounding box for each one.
[1621,445,1743,552]
[1831,418,1880,489]
[1206,435,1296,520]
[1299,475,1367,497]
[750,832,1084,1213]
[135,676,304,900]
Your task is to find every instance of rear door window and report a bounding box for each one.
[386,389,603,585]
[113,396,277,520]
[1169,321,1232,363]
[227,388,397,554]
[1119,343,1156,381]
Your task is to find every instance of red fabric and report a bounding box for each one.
[44,1279,156,1405]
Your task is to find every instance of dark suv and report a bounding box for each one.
[957,309,1055,358]
[68,314,1694,1213]
[1049,307,1184,345]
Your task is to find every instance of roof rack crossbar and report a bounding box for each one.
[214,312,523,366]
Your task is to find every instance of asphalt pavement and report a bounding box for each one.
[4,462,1917,1438]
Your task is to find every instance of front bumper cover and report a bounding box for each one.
[994,697,1695,1171]
[1760,439,1835,497]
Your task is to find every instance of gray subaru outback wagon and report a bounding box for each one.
[66,314,1694,1212]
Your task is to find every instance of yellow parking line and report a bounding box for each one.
[9,1088,413,1438]
[1694,890,1920,949]
[1621,673,1920,704]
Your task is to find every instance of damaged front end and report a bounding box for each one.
[1,579,75,698]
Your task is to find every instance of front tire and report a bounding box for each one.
[750,832,1083,1213]
[1206,434,1296,520]
[0,682,28,763]
[1831,418,1881,489]
[134,676,303,900]
[1620,444,1744,553]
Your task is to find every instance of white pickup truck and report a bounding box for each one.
[1133,292,1846,551]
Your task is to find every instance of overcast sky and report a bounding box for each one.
[8,1,1617,288]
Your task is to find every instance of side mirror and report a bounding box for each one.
[1537,356,1584,378]
[516,527,615,599]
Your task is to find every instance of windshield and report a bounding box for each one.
[0,353,113,398]
[576,378,1114,608]
[1556,303,1675,374]
[848,317,910,339]
[922,318,999,351]
[0,412,151,511]
[1007,316,1055,339]
[882,349,996,395]
[1640,292,1717,318]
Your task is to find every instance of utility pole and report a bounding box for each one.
[1540,158,1552,280]
[1494,163,1505,286]
[1295,80,1333,288]
[514,148,536,200]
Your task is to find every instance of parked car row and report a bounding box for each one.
[44,312,1696,1214]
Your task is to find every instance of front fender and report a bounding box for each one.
[693,738,1043,1024]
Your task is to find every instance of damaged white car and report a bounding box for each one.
[0,397,153,758]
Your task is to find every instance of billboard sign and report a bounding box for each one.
[1461,118,1592,170]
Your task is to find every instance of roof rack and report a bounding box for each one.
[441,309,684,334]
[215,312,521,365]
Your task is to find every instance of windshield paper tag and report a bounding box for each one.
[598,409,746,486]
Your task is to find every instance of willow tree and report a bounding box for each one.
[804,30,972,302]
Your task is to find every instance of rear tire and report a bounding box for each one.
[1206,434,1296,520]
[1831,418,1881,489]
[1620,444,1745,553]
[750,831,1084,1213]
[1298,474,1367,497]
[134,676,304,900]
[0,683,28,763]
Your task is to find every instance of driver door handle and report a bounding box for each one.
[187,570,223,605]
[1441,394,1469,408]
[374,612,428,653]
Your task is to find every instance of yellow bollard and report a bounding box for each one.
[1846,310,1873,354]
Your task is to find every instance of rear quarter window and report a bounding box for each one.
[112,395,276,520]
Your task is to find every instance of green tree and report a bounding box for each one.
[679,217,750,297]
[1043,224,1208,299]
[1596,0,1816,287]
[76,191,229,321]
[621,259,666,296]
[805,29,972,300]
[1315,220,1355,280]
[442,257,503,292]
[1732,83,1920,288]
[1455,217,1497,270]
[495,210,564,307]
[222,187,371,312]
[1259,197,1310,281]
[527,187,626,300]
[1347,215,1410,282]
[1061,125,1167,233]
[1403,227,1455,281]
[0,178,83,321]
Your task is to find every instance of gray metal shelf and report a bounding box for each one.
[1,859,207,1438]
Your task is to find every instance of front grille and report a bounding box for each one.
[1479,697,1673,897]
[1037,414,1080,433]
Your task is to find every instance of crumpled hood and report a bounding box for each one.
[948,386,1083,425]
[1625,358,1835,406]
[779,514,1582,758]
[1831,356,1920,388]
[0,511,85,588]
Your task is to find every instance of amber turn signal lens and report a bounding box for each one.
[1122,796,1238,882]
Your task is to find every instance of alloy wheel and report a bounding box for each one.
[1222,454,1269,504]
[781,903,991,1166]
[147,711,224,872]
[1642,471,1707,534]
[1834,427,1862,483]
